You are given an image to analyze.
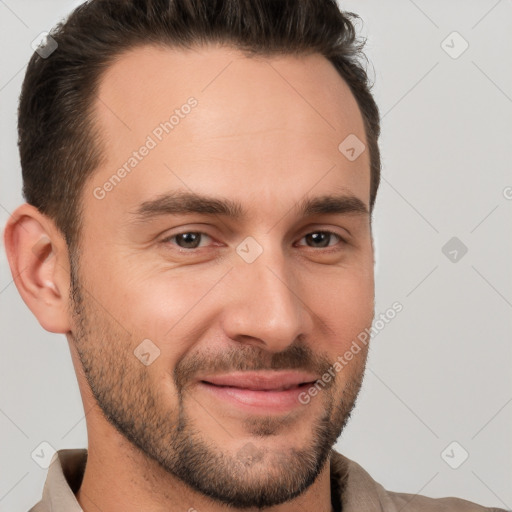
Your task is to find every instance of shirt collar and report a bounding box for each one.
[34,448,388,512]
[38,449,85,512]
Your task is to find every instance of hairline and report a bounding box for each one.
[69,41,377,258]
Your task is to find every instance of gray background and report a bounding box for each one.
[1,0,511,510]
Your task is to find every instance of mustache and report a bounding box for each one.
[173,339,333,391]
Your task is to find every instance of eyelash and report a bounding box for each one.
[160,230,348,253]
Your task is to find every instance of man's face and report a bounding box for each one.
[70,45,375,508]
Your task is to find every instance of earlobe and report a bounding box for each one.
[3,203,71,334]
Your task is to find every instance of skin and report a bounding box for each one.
[4,44,375,512]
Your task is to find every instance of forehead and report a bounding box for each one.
[85,44,370,224]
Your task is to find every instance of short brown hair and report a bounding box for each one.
[18,0,381,252]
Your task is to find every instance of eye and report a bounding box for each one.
[161,229,347,252]
[162,231,213,250]
[296,231,346,249]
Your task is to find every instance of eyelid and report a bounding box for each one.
[301,222,351,239]
[160,231,216,249]
[295,230,346,245]
[160,227,349,252]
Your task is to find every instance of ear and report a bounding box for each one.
[3,203,71,333]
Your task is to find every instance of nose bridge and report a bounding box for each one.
[221,241,310,352]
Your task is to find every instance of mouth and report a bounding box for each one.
[200,381,314,391]
[196,371,318,412]
[199,370,319,390]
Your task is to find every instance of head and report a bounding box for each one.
[6,0,380,509]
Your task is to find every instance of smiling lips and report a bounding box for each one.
[199,370,319,391]
[197,371,320,412]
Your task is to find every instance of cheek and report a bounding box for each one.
[83,234,374,364]
[309,266,374,350]
[102,268,221,363]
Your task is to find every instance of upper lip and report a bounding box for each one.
[199,371,319,391]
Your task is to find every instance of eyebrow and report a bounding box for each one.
[129,190,369,222]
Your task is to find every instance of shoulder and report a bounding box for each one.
[27,501,46,512]
[330,449,506,512]
[385,489,505,511]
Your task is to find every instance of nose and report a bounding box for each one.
[219,245,313,353]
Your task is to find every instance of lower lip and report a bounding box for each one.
[197,381,313,413]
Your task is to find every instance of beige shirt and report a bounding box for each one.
[28,449,506,511]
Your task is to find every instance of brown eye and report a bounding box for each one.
[162,232,212,250]
[298,231,345,249]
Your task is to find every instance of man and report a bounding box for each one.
[3,0,506,511]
